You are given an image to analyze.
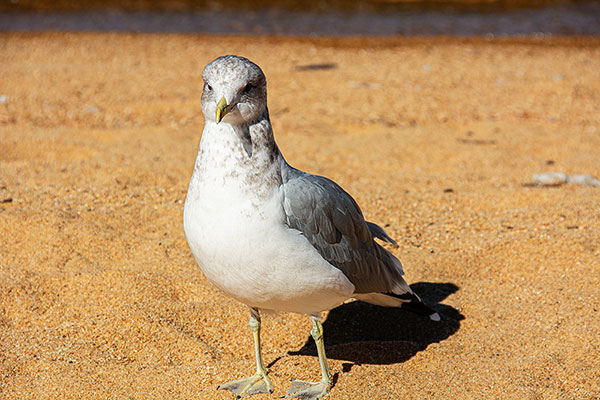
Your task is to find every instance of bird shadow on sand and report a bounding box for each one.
[287,282,463,366]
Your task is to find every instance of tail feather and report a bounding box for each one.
[362,221,440,321]
[366,221,398,246]
[354,291,441,321]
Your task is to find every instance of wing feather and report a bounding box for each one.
[281,168,409,295]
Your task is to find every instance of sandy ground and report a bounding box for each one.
[1,33,599,399]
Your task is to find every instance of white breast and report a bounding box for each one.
[183,126,354,315]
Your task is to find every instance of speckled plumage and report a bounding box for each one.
[185,55,437,317]
[183,55,438,399]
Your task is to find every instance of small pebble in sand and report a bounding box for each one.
[533,172,600,187]
[566,174,600,186]
[533,172,567,186]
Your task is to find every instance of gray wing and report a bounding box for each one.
[281,168,410,295]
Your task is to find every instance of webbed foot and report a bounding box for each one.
[217,371,274,398]
[284,378,330,400]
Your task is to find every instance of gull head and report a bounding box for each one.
[201,55,267,126]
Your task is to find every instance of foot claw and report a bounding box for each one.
[284,378,330,400]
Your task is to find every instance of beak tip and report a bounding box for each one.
[216,96,229,123]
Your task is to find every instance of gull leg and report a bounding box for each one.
[218,307,274,398]
[285,316,332,400]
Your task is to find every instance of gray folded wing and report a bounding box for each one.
[281,168,411,295]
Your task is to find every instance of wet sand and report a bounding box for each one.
[1,33,599,399]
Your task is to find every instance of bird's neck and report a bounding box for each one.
[191,111,284,199]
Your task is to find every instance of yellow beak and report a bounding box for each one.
[216,96,234,123]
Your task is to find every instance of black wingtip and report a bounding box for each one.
[386,292,440,321]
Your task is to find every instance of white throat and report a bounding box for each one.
[187,114,284,206]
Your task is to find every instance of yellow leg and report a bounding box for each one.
[285,317,332,399]
[217,308,274,398]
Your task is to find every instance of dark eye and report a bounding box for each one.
[243,83,255,94]
[205,83,212,91]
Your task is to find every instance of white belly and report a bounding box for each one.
[183,183,355,315]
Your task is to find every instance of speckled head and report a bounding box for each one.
[201,55,268,126]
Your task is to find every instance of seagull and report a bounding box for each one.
[183,55,440,400]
